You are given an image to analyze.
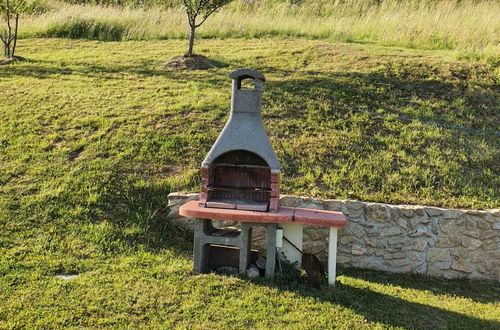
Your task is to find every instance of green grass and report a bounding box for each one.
[0,38,499,327]
[18,0,500,63]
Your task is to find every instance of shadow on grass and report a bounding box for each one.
[262,265,500,329]
[158,230,499,328]
[340,266,500,304]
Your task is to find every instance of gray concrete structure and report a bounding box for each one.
[201,69,280,170]
[193,218,277,278]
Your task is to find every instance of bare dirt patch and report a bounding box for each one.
[163,54,215,70]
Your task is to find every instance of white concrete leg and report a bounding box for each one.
[278,223,303,269]
[328,227,338,285]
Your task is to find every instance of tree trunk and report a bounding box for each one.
[12,15,18,58]
[186,24,195,57]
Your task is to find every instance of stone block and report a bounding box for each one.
[435,235,461,248]
[323,200,345,212]
[365,238,382,248]
[337,254,351,264]
[451,259,472,273]
[396,207,414,218]
[365,203,392,223]
[427,248,451,262]
[385,227,403,237]
[443,209,465,219]
[349,223,366,239]
[351,245,366,256]
[409,225,432,238]
[412,240,427,251]
[424,207,444,217]
[409,215,431,229]
[394,217,408,229]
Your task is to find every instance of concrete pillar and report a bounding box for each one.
[278,222,303,269]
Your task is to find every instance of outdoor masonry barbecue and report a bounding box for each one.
[179,69,347,284]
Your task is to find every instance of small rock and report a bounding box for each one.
[256,257,267,269]
[55,274,78,280]
[246,265,260,278]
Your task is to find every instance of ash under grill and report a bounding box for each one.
[199,69,280,212]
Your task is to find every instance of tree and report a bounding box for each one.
[0,0,35,59]
[182,0,233,57]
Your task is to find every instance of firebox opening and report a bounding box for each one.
[206,150,271,211]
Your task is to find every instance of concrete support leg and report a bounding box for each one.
[265,224,277,278]
[328,227,338,285]
[239,223,252,274]
[193,219,210,273]
[278,223,303,269]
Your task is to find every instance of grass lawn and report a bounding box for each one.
[0,38,499,328]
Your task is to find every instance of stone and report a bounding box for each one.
[396,207,414,218]
[391,258,412,267]
[394,217,408,229]
[413,240,427,251]
[443,209,465,219]
[336,254,351,264]
[323,200,345,212]
[388,237,407,246]
[352,245,366,255]
[492,222,500,230]
[451,259,472,273]
[340,235,356,245]
[365,238,381,248]
[409,215,431,229]
[468,238,483,250]
[435,236,460,248]
[358,257,384,269]
[300,198,324,210]
[345,200,364,218]
[408,252,421,261]
[279,195,302,207]
[480,230,497,239]
[482,238,499,250]
[385,227,403,237]
[450,248,469,258]
[465,218,477,231]
[409,226,431,238]
[350,223,366,239]
[384,252,407,260]
[427,248,451,262]
[424,207,444,217]
[167,192,200,219]
[365,203,392,223]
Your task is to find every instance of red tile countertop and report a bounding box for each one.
[179,200,346,227]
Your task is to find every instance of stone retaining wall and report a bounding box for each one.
[167,192,499,281]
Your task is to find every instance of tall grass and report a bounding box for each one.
[19,0,500,58]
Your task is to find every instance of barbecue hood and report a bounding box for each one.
[201,68,280,171]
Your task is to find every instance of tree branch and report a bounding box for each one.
[194,3,225,28]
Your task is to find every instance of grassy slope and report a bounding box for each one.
[0,38,499,328]
[20,0,500,62]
